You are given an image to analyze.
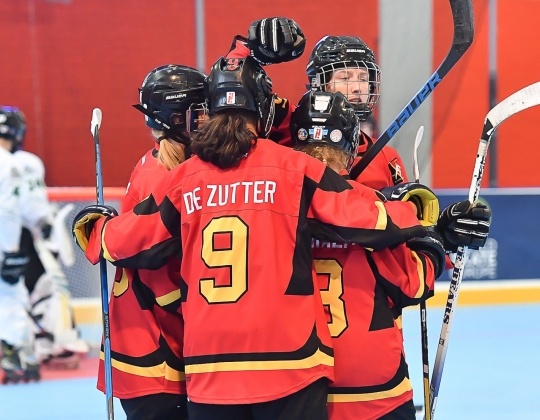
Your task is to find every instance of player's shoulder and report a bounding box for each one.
[13,150,45,173]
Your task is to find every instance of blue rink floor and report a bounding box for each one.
[1,303,539,420]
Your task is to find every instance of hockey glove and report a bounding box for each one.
[1,252,30,285]
[72,205,118,253]
[380,182,440,226]
[406,227,447,279]
[437,200,491,252]
[247,17,306,65]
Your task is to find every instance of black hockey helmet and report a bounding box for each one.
[305,35,381,121]
[291,91,360,169]
[205,56,275,137]
[0,106,27,152]
[135,64,207,143]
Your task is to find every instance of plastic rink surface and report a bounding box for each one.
[1,303,539,420]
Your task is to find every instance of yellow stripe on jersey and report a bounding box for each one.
[101,222,114,263]
[374,201,388,231]
[156,289,181,306]
[185,348,334,375]
[328,377,412,403]
[100,351,185,382]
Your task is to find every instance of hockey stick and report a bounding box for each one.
[90,108,114,420]
[349,0,474,180]
[429,81,540,419]
[411,125,433,420]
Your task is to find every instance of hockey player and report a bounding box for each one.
[291,90,447,419]
[94,64,206,420]
[0,106,88,370]
[72,56,439,420]
[0,108,38,383]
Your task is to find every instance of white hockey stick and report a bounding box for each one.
[429,81,540,419]
[90,108,115,420]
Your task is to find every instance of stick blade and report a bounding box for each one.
[450,0,475,50]
[486,81,540,131]
[91,108,103,135]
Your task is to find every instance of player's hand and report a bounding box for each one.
[72,205,118,252]
[1,252,30,285]
[380,182,440,226]
[407,227,446,278]
[437,200,491,252]
[247,17,306,65]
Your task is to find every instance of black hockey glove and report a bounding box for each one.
[437,200,491,252]
[406,227,447,279]
[380,182,440,226]
[72,204,118,253]
[1,252,30,285]
[247,17,306,65]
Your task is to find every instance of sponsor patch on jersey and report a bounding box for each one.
[330,129,342,143]
[389,158,404,185]
[297,128,308,141]
[226,92,236,105]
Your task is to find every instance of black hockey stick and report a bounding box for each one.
[411,126,433,420]
[429,81,540,419]
[349,0,474,180]
[90,108,115,420]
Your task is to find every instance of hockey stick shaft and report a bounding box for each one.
[411,125,432,420]
[429,81,540,419]
[349,0,474,180]
[91,108,115,420]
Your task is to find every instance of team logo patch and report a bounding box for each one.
[297,128,308,141]
[330,129,342,143]
[389,158,404,185]
[226,92,236,105]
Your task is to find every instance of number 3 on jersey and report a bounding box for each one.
[200,216,248,303]
[315,259,348,337]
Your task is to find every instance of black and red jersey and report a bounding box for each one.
[313,231,435,419]
[85,139,426,404]
[96,146,186,399]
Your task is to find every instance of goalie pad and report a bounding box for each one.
[47,203,76,267]
[380,182,440,226]
[30,239,88,362]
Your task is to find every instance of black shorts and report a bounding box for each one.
[187,377,329,420]
[120,393,188,420]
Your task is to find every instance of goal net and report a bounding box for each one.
[48,187,124,326]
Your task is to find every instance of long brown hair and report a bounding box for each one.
[191,110,257,169]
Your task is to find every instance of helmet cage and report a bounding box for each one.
[306,36,381,121]
[312,60,380,122]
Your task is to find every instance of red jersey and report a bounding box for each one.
[313,228,435,419]
[86,139,427,404]
[354,132,408,190]
[97,147,186,399]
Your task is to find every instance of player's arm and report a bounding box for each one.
[305,164,430,250]
[368,227,446,308]
[72,192,181,270]
[0,164,28,285]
